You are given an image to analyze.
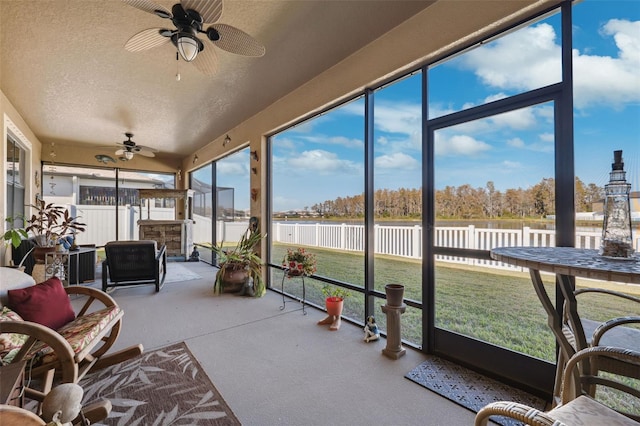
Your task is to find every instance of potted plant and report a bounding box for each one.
[282,247,317,277]
[24,199,86,262]
[317,285,350,331]
[2,214,30,269]
[3,214,28,249]
[212,228,266,296]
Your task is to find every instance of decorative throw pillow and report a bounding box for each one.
[7,277,75,330]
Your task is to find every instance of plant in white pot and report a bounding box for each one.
[318,285,350,331]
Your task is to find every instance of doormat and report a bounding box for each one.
[405,355,547,426]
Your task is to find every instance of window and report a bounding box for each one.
[42,164,175,245]
[5,135,26,229]
[270,98,365,320]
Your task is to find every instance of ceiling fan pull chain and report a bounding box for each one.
[176,51,181,81]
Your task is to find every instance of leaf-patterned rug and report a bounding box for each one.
[405,355,547,426]
[80,342,240,425]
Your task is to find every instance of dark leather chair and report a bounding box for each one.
[102,240,167,292]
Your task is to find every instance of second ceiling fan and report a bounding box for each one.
[116,133,158,161]
[122,0,266,76]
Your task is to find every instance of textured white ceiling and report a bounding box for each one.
[0,0,435,157]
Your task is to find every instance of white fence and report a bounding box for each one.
[67,204,639,270]
[272,222,639,270]
[71,205,175,246]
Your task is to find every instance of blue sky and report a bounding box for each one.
[253,1,639,212]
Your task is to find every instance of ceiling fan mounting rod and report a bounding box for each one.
[172,4,203,32]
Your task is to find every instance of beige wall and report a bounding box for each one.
[1,90,43,264]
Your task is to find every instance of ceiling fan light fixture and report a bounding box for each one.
[177,32,200,62]
[124,151,134,160]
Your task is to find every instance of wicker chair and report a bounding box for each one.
[102,240,167,292]
[475,346,640,426]
[555,286,640,404]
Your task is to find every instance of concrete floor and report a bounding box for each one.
[82,261,478,425]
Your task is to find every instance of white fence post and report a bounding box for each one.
[412,225,420,259]
[522,227,531,247]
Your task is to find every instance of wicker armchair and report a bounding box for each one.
[475,346,640,426]
[102,240,167,292]
[556,286,640,403]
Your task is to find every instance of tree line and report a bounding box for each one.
[308,177,604,219]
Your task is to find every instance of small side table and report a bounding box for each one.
[1,361,26,407]
[279,269,307,315]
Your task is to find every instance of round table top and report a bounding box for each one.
[490,246,640,284]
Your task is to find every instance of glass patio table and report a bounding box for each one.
[490,246,640,403]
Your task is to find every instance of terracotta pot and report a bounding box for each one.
[220,268,249,293]
[325,297,344,317]
[287,268,304,277]
[385,284,405,307]
[285,261,305,277]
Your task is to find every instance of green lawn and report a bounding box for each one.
[271,244,639,362]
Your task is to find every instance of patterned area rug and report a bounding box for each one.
[164,262,203,284]
[405,355,546,426]
[80,342,240,425]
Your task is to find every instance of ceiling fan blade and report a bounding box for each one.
[192,45,218,76]
[122,0,172,17]
[136,150,156,158]
[181,0,222,24]
[135,144,159,153]
[209,24,265,57]
[125,28,170,52]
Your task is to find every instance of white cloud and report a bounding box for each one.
[507,138,525,148]
[288,149,361,174]
[273,136,297,150]
[489,107,538,129]
[573,19,640,109]
[459,19,640,110]
[217,160,248,176]
[301,134,363,149]
[376,135,389,146]
[539,132,554,143]
[435,134,492,156]
[502,160,522,169]
[484,93,508,103]
[460,23,561,91]
[374,102,421,136]
[429,103,458,118]
[375,152,419,170]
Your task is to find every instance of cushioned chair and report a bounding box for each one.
[102,240,167,293]
[475,346,640,426]
[0,273,143,406]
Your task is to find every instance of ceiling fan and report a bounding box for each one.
[116,133,158,160]
[122,0,266,76]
